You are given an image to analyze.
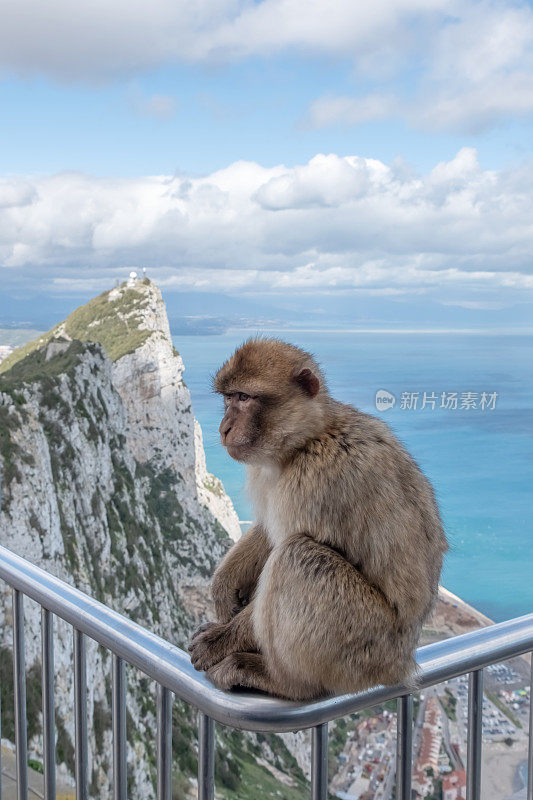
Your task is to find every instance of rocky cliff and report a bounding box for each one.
[0,279,305,799]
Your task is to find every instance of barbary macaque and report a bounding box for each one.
[189,338,448,700]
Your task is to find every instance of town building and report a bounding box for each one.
[443,769,467,800]
[412,697,443,798]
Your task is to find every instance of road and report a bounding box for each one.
[413,693,427,757]
[434,687,463,770]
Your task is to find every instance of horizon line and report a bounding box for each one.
[226,326,533,335]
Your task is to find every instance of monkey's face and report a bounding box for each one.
[219,392,263,462]
[214,338,326,464]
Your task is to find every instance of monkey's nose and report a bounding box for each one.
[221,428,232,443]
[219,420,232,441]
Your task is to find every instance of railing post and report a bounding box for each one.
[74,629,88,800]
[13,589,28,800]
[311,722,328,800]
[527,653,533,800]
[198,713,215,800]
[41,608,56,800]
[467,668,483,800]
[112,655,127,800]
[157,685,173,800]
[396,693,413,800]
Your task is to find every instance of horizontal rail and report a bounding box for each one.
[0,544,532,733]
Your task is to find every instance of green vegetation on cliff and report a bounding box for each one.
[0,279,154,375]
[0,338,89,386]
[61,283,152,361]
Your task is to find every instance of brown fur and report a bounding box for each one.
[189,338,448,700]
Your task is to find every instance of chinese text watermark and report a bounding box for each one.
[375,389,498,412]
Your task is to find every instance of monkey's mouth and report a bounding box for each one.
[225,441,250,451]
[225,441,254,461]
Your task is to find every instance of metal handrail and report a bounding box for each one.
[1,543,532,733]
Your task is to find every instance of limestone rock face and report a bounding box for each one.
[0,279,241,797]
[106,281,241,539]
[194,419,242,542]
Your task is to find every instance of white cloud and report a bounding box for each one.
[416,1,533,132]
[0,0,450,82]
[0,179,37,209]
[254,154,388,209]
[305,1,533,133]
[200,0,449,61]
[2,0,532,133]
[1,150,533,300]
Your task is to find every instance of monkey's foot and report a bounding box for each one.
[206,652,272,693]
[188,621,234,671]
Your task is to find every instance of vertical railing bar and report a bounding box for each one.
[112,655,127,800]
[311,722,328,800]
[157,684,172,800]
[467,668,483,800]
[73,629,88,800]
[41,608,56,800]
[13,589,28,800]
[198,713,215,800]
[527,654,532,800]
[396,693,413,800]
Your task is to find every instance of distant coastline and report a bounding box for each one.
[2,323,533,343]
[0,327,44,346]
[227,326,533,335]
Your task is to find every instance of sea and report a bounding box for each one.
[173,329,533,624]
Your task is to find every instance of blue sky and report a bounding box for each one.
[1,0,533,327]
[4,60,533,178]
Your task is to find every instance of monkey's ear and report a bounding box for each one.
[293,368,320,398]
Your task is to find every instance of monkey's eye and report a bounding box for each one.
[238,392,251,402]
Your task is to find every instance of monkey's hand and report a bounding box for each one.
[188,621,235,672]
[211,573,252,623]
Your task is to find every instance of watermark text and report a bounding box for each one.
[375,390,498,412]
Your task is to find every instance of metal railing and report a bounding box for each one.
[0,543,532,800]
